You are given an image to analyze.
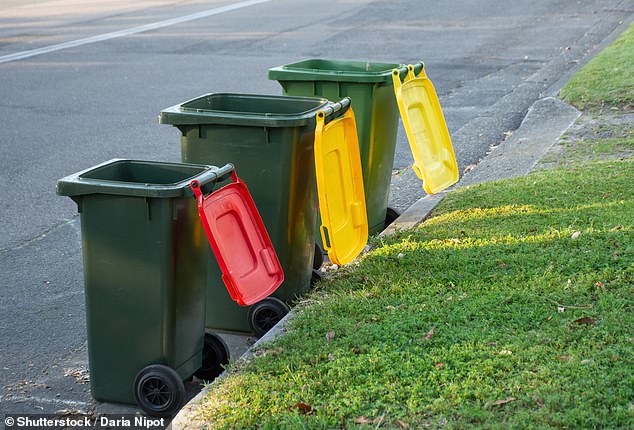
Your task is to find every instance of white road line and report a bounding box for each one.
[0,0,272,64]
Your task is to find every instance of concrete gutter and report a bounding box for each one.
[168,95,580,429]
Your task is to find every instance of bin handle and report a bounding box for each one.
[189,163,235,198]
[391,61,426,87]
[320,97,351,125]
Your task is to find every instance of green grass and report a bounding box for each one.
[560,21,634,110]
[196,160,634,429]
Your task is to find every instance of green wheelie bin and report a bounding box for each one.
[57,159,234,417]
[160,93,349,336]
[268,59,423,236]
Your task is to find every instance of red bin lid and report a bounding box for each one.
[191,172,283,306]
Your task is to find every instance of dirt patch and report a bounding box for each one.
[537,110,634,169]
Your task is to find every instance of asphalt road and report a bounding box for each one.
[1,0,632,420]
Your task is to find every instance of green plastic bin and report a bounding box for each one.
[159,93,345,336]
[268,59,423,235]
[57,159,234,416]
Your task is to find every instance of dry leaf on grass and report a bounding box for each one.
[395,419,409,428]
[574,317,596,325]
[290,402,313,415]
[373,416,386,426]
[354,416,373,424]
[571,231,581,239]
[484,397,516,409]
[326,331,335,342]
[421,327,435,342]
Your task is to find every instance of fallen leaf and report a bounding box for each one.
[328,353,335,361]
[355,321,364,330]
[557,355,570,362]
[611,355,619,362]
[290,402,313,415]
[571,231,581,240]
[595,281,605,290]
[434,362,443,369]
[54,409,89,417]
[354,416,373,424]
[373,416,386,425]
[574,317,596,325]
[484,397,516,409]
[421,327,435,342]
[497,261,508,269]
[463,164,476,174]
[395,420,409,429]
[534,398,545,408]
[63,368,89,384]
[547,315,553,321]
[326,331,335,342]
[613,252,619,261]
[258,347,283,357]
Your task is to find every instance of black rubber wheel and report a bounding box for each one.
[313,243,324,270]
[134,364,185,417]
[194,333,230,381]
[384,207,401,229]
[248,297,290,337]
[311,268,323,286]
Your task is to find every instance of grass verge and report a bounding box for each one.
[559,21,634,111]
[196,159,634,429]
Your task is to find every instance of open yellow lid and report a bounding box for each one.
[392,64,459,194]
[314,102,368,266]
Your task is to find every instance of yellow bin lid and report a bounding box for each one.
[392,64,459,194]
[314,104,368,266]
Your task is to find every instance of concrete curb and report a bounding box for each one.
[382,97,581,236]
[169,313,293,429]
[169,96,581,429]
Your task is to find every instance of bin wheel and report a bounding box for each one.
[384,207,401,228]
[313,243,324,270]
[134,364,185,417]
[311,268,323,286]
[248,297,290,337]
[194,333,230,381]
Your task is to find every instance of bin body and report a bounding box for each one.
[160,94,329,333]
[269,59,421,235]
[57,160,213,404]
